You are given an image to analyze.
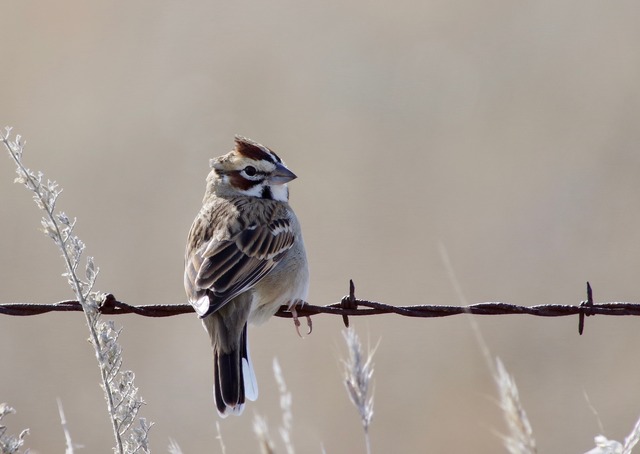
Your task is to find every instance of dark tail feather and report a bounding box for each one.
[214,346,245,417]
[214,323,258,417]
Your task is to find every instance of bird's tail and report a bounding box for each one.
[212,323,258,417]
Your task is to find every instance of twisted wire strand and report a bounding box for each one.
[2,299,638,317]
[0,283,635,334]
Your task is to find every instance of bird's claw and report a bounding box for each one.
[290,301,312,337]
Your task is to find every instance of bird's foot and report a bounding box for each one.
[290,300,312,337]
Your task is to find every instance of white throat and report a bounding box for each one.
[269,184,289,202]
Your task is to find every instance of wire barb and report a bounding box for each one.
[339,279,357,328]
[578,281,595,335]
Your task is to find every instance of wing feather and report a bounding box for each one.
[196,242,241,284]
[185,212,295,317]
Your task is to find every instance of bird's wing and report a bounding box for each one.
[185,217,295,317]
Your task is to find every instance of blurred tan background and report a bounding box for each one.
[2,0,640,452]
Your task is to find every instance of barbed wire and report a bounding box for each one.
[1,282,637,335]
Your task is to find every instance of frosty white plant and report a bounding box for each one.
[585,415,640,454]
[342,328,376,454]
[586,435,624,454]
[622,417,640,453]
[2,128,150,453]
[0,403,29,454]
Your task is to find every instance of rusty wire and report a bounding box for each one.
[1,282,638,335]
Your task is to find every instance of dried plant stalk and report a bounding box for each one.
[2,128,150,453]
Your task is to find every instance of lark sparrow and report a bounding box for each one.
[184,136,309,417]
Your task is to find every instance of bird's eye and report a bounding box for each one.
[244,166,257,176]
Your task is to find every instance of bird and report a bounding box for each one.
[184,136,309,417]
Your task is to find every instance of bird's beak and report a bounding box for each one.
[269,163,297,185]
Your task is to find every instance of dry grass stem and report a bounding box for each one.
[57,398,80,454]
[253,414,276,454]
[273,358,295,454]
[495,358,537,454]
[167,438,183,454]
[215,421,227,454]
[342,328,376,454]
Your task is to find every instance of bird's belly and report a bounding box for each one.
[249,265,309,325]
